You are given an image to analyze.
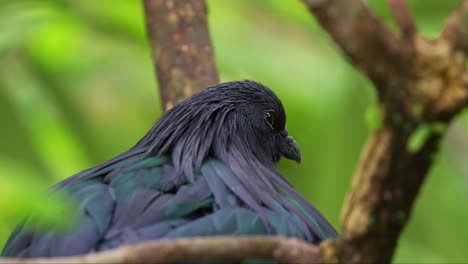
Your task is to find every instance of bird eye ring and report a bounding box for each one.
[264,110,275,129]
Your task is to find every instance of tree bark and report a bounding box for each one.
[388,0,416,40]
[441,0,468,54]
[143,0,219,111]
[302,0,468,263]
[3,0,468,263]
[0,237,321,264]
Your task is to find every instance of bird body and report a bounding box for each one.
[2,81,338,257]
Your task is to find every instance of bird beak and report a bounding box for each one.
[283,135,301,164]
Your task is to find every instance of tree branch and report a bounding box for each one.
[302,0,468,263]
[4,1,468,263]
[0,237,322,264]
[301,0,413,91]
[337,125,443,263]
[143,0,219,111]
[440,0,468,54]
[388,0,416,40]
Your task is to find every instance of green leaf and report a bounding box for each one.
[407,122,448,154]
[407,124,431,153]
[365,104,383,130]
[0,159,74,249]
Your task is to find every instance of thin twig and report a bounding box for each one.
[387,0,416,40]
[440,0,468,54]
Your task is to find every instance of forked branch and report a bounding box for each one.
[302,0,468,263]
[441,0,468,54]
[2,0,468,263]
[301,0,413,91]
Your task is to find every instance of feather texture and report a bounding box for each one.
[2,81,338,258]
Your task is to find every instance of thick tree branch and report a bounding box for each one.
[441,0,468,54]
[143,0,219,111]
[301,0,413,92]
[388,0,416,40]
[4,1,468,264]
[302,0,468,263]
[337,124,443,263]
[0,237,322,264]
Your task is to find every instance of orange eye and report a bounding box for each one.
[264,110,275,129]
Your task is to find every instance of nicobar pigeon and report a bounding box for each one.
[2,80,338,258]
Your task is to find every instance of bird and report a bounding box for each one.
[2,80,338,258]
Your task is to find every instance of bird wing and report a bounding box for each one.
[2,155,333,257]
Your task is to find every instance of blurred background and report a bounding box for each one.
[0,0,467,262]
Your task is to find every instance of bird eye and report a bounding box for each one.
[264,110,275,129]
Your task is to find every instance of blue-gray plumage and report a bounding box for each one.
[2,80,338,258]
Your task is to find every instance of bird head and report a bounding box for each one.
[137,80,301,178]
[209,80,301,164]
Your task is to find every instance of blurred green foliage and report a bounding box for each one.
[0,0,467,262]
